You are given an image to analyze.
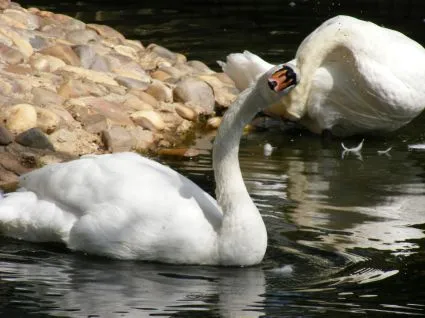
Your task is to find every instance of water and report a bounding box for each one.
[3,0,425,316]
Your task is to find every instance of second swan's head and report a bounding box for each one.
[266,63,299,95]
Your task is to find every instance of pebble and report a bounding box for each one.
[145,80,173,103]
[175,104,198,122]
[102,126,133,153]
[15,127,55,151]
[6,103,38,134]
[130,110,165,131]
[206,117,222,129]
[40,44,81,66]
[35,107,60,134]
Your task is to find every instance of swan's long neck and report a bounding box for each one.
[281,17,353,120]
[213,84,268,266]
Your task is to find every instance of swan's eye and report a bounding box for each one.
[268,65,297,93]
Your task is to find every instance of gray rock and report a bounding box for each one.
[15,128,55,151]
[102,126,133,153]
[66,29,99,45]
[173,77,215,114]
[0,125,13,145]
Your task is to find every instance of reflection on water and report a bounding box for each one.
[2,130,425,316]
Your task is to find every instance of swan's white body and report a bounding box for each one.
[0,67,291,266]
[219,16,425,136]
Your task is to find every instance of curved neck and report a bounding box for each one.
[213,86,262,211]
[281,18,350,120]
[212,84,268,265]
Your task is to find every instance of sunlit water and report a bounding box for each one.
[3,0,425,316]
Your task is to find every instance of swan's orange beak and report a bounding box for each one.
[267,65,297,93]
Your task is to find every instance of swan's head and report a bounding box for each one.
[266,63,299,95]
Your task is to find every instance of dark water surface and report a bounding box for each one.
[3,0,425,317]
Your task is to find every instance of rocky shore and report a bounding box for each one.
[0,0,240,187]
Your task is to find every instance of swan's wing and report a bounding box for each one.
[0,152,223,247]
[218,51,274,90]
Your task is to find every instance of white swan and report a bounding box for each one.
[0,66,297,266]
[219,15,425,137]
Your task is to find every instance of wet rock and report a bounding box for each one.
[32,87,65,107]
[0,125,13,145]
[130,110,165,131]
[87,24,125,41]
[5,103,37,134]
[40,44,81,66]
[173,77,215,114]
[102,126,133,152]
[15,127,55,151]
[0,43,24,64]
[35,107,60,134]
[66,29,99,45]
[175,104,198,122]
[145,80,173,102]
[206,116,222,129]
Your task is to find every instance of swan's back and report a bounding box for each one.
[0,152,223,263]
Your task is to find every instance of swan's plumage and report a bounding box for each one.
[0,66,295,265]
[219,16,425,136]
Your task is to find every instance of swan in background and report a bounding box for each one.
[219,15,425,137]
[0,65,297,266]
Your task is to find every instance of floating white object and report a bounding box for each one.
[408,144,425,151]
[341,139,364,160]
[377,147,392,155]
[263,143,275,156]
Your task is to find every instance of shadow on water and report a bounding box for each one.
[4,0,425,316]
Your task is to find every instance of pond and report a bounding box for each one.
[2,0,425,316]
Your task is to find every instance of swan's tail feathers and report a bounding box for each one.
[0,191,76,243]
[217,51,275,91]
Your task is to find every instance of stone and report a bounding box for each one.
[5,103,37,134]
[173,77,215,114]
[73,44,96,68]
[80,113,112,134]
[90,55,110,72]
[35,107,60,134]
[0,0,10,9]
[40,44,81,66]
[87,24,126,41]
[175,104,198,122]
[66,29,99,45]
[60,65,118,86]
[214,72,236,86]
[0,27,33,57]
[102,126,133,153]
[122,39,144,51]
[122,94,154,112]
[0,43,24,64]
[15,127,55,151]
[187,60,214,74]
[109,60,151,83]
[130,110,165,131]
[115,76,149,90]
[199,75,238,108]
[128,89,158,107]
[29,53,66,72]
[206,116,222,129]
[113,44,138,60]
[128,126,154,151]
[28,34,51,50]
[147,44,177,63]
[3,8,40,30]
[151,70,172,82]
[145,80,173,102]
[48,128,100,155]
[0,125,13,145]
[58,78,108,99]
[158,148,200,158]
[32,87,65,107]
